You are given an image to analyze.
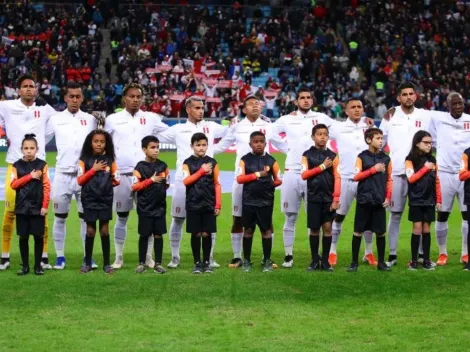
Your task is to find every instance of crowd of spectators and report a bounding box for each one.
[1,1,470,119]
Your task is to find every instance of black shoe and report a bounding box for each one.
[80,264,93,274]
[192,262,202,274]
[408,261,418,271]
[0,257,11,270]
[229,257,243,268]
[377,262,391,271]
[17,266,30,276]
[242,259,253,272]
[347,262,358,272]
[464,263,470,271]
[262,259,274,272]
[423,260,435,271]
[202,261,213,274]
[307,261,321,271]
[321,261,334,272]
[34,267,45,275]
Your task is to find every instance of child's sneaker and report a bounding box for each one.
[103,265,114,275]
[423,260,435,271]
[202,261,213,274]
[242,260,253,272]
[408,261,418,271]
[0,258,11,270]
[347,262,358,272]
[321,261,334,272]
[41,257,52,270]
[135,264,146,273]
[153,264,166,274]
[377,262,391,271]
[464,263,470,271]
[307,261,321,271]
[34,266,45,275]
[229,258,243,268]
[262,259,274,272]
[192,262,202,274]
[80,264,92,274]
[17,266,30,276]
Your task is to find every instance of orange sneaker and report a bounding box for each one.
[362,253,378,266]
[328,253,337,266]
[436,254,448,266]
[461,254,469,264]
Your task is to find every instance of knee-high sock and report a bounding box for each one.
[19,235,29,267]
[243,236,253,262]
[411,233,420,262]
[53,217,66,257]
[231,232,243,258]
[2,211,15,258]
[79,218,87,255]
[202,235,212,263]
[114,216,128,259]
[147,236,154,260]
[283,213,298,256]
[191,234,201,263]
[330,220,342,254]
[210,233,216,259]
[101,235,110,267]
[34,236,44,269]
[435,221,448,255]
[388,212,402,256]
[262,237,272,261]
[154,237,163,264]
[85,236,95,266]
[462,220,468,257]
[422,232,431,261]
[169,217,184,258]
[364,231,373,255]
[376,236,386,263]
[42,222,49,257]
[138,236,147,264]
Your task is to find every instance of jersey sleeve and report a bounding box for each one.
[386,162,393,200]
[10,166,33,189]
[131,169,152,192]
[156,124,177,144]
[353,156,378,181]
[379,117,389,138]
[152,113,169,136]
[41,164,51,209]
[213,164,222,209]
[459,153,470,181]
[45,114,55,145]
[182,163,206,186]
[272,161,282,187]
[103,115,114,135]
[300,155,326,180]
[271,116,286,138]
[236,159,257,184]
[211,121,229,138]
[269,129,288,153]
[213,125,236,154]
[406,159,431,184]
[111,161,120,186]
[332,156,341,202]
[77,160,96,186]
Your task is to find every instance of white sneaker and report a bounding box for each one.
[111,256,124,269]
[145,255,155,268]
[210,258,220,268]
[0,260,11,270]
[167,256,180,268]
[282,255,294,268]
[53,257,66,270]
[41,262,52,270]
[385,259,397,267]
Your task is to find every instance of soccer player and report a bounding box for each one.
[45,82,98,269]
[182,133,221,274]
[214,95,287,267]
[77,130,120,274]
[0,74,56,270]
[348,128,392,272]
[405,130,441,270]
[104,83,168,269]
[158,96,228,269]
[236,131,282,272]
[459,147,470,271]
[301,124,340,271]
[10,134,50,276]
[428,92,470,265]
[379,82,432,266]
[328,99,377,266]
[132,136,169,274]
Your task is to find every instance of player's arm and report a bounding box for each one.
[268,130,288,154]
[77,160,96,186]
[272,161,282,187]
[213,125,236,154]
[155,124,176,144]
[236,160,257,184]
[459,153,470,181]
[353,156,377,181]
[41,164,51,210]
[182,163,206,186]
[111,161,120,186]
[164,167,170,190]
[271,116,286,154]
[213,164,221,210]
[0,102,6,138]
[435,165,442,205]
[151,113,169,136]
[405,159,431,183]
[10,166,33,189]
[211,121,229,138]
[45,114,55,145]
[301,155,326,180]
[379,117,389,146]
[131,169,152,192]
[332,156,341,202]
[386,161,393,201]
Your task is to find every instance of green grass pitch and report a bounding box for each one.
[1,151,470,351]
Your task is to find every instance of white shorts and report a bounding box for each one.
[439,171,467,213]
[114,174,134,213]
[389,175,408,212]
[337,178,357,216]
[281,170,307,214]
[52,172,83,214]
[232,180,243,217]
[171,180,186,218]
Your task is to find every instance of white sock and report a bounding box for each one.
[169,217,184,258]
[53,217,66,258]
[462,220,468,257]
[330,220,342,254]
[231,233,243,258]
[79,218,87,256]
[283,213,298,256]
[114,216,128,259]
[364,231,373,255]
[387,212,402,256]
[147,236,154,260]
[435,221,448,255]
[210,233,216,259]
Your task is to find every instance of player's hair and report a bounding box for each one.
[123,82,144,97]
[80,129,115,161]
[345,98,363,106]
[364,128,383,144]
[17,74,35,88]
[296,86,312,100]
[407,130,432,165]
[249,131,265,140]
[312,123,329,136]
[185,95,204,108]
[397,81,416,95]
[141,135,160,148]
[191,132,208,145]
[22,133,38,148]
[243,95,259,108]
[65,81,83,95]
[447,91,463,105]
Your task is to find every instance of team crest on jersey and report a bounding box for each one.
[116,202,121,209]
[176,207,181,214]
[234,206,239,212]
[464,122,470,130]
[80,119,88,126]
[34,111,40,119]
[203,127,209,134]
[415,120,422,128]
[140,117,146,125]
[259,128,266,135]
[283,202,288,209]
[312,119,318,125]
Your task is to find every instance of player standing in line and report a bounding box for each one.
[104,83,168,269]
[379,82,432,267]
[301,124,340,271]
[0,74,56,270]
[349,128,392,272]
[158,96,228,269]
[214,95,287,268]
[45,82,98,270]
[328,99,377,266]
